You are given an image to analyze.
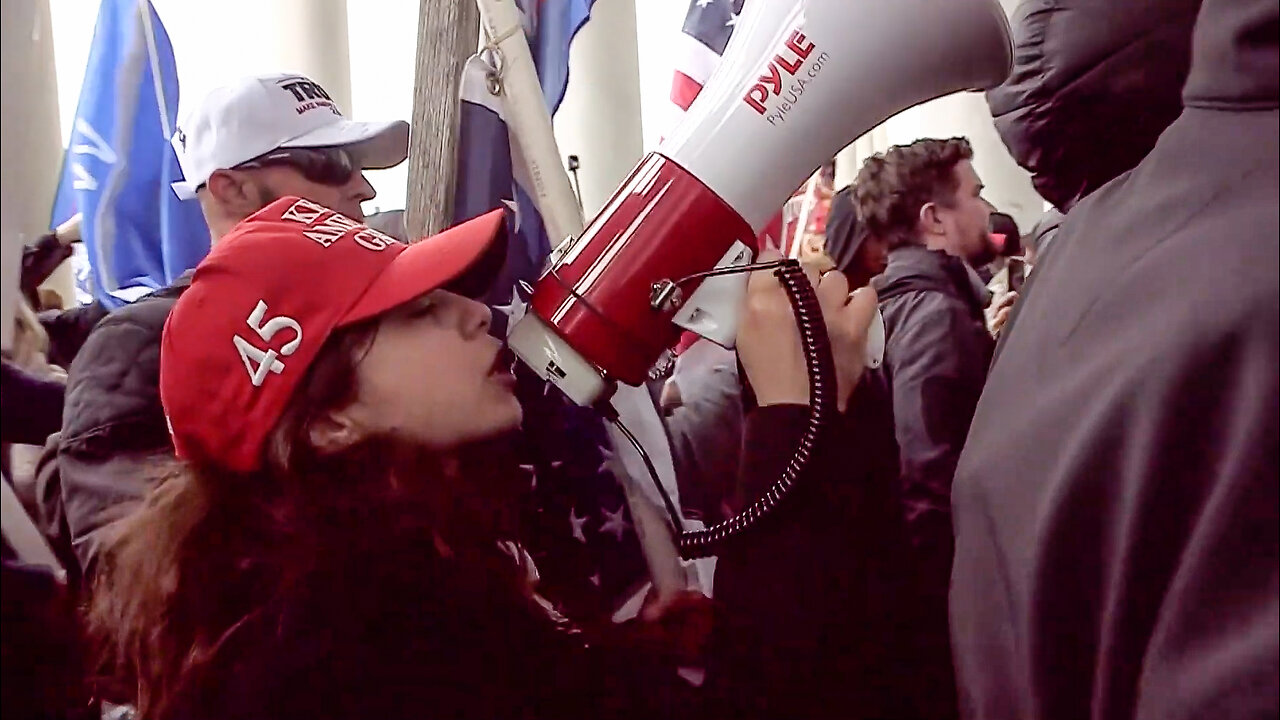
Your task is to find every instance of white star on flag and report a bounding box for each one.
[494,286,528,333]
[597,445,626,478]
[599,503,630,541]
[589,572,602,587]
[726,11,739,27]
[696,0,714,7]
[519,464,537,490]
[501,197,522,234]
[568,507,589,543]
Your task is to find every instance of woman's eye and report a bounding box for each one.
[408,302,439,319]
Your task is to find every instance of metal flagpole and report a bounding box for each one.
[136,0,172,142]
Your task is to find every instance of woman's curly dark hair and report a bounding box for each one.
[853,137,974,250]
[87,318,528,718]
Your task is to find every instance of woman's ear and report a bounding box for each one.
[307,407,368,454]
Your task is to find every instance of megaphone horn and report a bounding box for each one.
[510,0,1013,406]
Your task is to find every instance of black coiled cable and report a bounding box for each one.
[675,259,835,559]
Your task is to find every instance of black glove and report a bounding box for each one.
[20,233,74,308]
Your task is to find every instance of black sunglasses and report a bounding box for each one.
[234,146,358,186]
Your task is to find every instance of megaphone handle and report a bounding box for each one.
[676,260,837,559]
[598,259,837,559]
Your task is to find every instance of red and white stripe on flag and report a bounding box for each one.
[668,29,729,118]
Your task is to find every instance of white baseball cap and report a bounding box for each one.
[171,72,410,200]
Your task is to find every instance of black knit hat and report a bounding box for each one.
[824,186,870,276]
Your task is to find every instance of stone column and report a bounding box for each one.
[155,0,353,113]
[833,126,890,192]
[1,0,69,326]
[551,0,645,217]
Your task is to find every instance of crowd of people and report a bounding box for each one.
[2,0,1276,718]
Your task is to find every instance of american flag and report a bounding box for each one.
[667,0,747,134]
[453,3,652,623]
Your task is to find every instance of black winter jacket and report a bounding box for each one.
[875,246,993,562]
[707,399,933,719]
[52,277,190,577]
[39,303,109,370]
[950,0,1279,716]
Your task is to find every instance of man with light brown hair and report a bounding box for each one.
[851,136,999,719]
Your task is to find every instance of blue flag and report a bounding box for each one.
[519,0,596,113]
[50,0,209,308]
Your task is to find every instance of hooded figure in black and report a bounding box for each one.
[949,0,1279,717]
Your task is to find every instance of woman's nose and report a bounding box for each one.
[465,296,492,336]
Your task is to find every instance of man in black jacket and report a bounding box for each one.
[850,137,997,717]
[855,140,996,557]
[55,72,410,577]
[855,139,997,551]
[949,0,1278,716]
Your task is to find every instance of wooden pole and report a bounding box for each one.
[405,0,480,240]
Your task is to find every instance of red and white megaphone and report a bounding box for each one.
[509,0,1012,407]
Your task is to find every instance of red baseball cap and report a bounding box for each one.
[160,196,507,472]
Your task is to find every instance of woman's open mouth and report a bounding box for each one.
[490,347,518,386]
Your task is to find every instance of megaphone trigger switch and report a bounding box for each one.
[649,279,683,312]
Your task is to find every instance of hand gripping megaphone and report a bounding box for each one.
[509,0,1012,556]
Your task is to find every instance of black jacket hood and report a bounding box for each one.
[986,0,1203,211]
[823,187,868,277]
[1182,0,1279,110]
